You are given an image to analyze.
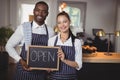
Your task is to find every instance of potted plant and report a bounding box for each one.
[0,25,14,70]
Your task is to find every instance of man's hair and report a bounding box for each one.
[35,1,49,11]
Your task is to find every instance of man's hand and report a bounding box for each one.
[19,59,30,71]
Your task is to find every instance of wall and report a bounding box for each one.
[61,0,118,52]
[61,0,117,37]
[0,0,119,52]
[115,0,120,52]
[0,0,117,34]
[86,0,116,37]
[0,0,10,28]
[0,0,17,30]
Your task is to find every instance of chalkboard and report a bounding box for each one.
[27,45,60,71]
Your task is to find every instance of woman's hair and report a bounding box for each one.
[57,11,70,21]
[57,11,76,42]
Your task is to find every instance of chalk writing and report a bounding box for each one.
[30,50,55,62]
[27,46,59,70]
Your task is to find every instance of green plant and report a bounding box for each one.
[0,26,14,53]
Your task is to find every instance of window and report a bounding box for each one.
[21,4,34,23]
[17,0,58,28]
[59,1,86,35]
[64,6,80,28]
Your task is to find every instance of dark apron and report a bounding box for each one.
[14,25,49,80]
[49,36,77,80]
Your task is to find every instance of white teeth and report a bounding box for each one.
[37,16,42,19]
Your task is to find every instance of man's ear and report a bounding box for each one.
[46,12,49,16]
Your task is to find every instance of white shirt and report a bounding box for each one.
[48,33,82,70]
[5,21,55,62]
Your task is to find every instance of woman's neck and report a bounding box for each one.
[60,32,69,43]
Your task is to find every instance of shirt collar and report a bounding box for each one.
[32,21,45,29]
[58,33,72,42]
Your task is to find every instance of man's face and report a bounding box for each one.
[33,4,48,24]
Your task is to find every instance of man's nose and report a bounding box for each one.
[38,11,43,15]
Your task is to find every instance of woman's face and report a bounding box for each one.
[57,15,70,33]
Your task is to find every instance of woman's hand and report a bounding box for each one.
[19,59,31,71]
[46,68,53,73]
[57,48,65,61]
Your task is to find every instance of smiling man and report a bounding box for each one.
[5,1,55,80]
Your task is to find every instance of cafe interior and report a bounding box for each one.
[0,0,120,80]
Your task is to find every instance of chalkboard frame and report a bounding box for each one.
[27,45,60,71]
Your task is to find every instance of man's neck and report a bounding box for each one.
[35,21,44,26]
[38,22,44,26]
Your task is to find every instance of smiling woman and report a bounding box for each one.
[58,1,87,35]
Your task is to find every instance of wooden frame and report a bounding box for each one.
[27,45,60,71]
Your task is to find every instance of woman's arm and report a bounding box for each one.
[58,39,82,70]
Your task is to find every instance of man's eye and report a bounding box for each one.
[42,11,47,13]
[35,9,39,11]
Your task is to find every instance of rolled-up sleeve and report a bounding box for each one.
[5,25,23,62]
[75,39,82,70]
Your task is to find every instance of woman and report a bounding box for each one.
[48,11,82,80]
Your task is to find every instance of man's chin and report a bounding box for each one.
[36,19,43,22]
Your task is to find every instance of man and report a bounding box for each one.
[5,1,55,80]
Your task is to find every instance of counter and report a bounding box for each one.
[77,52,120,80]
[83,52,120,63]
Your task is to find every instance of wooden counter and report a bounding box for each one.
[83,52,120,63]
[77,52,120,80]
